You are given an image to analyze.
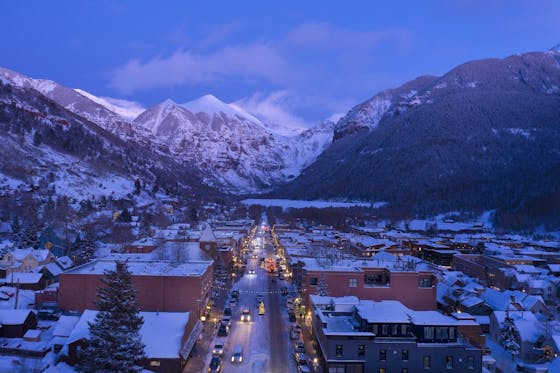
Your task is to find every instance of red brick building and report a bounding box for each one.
[58,258,214,315]
[300,256,437,311]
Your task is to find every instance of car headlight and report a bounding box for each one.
[239,356,243,362]
[231,357,235,362]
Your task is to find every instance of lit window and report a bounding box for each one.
[467,356,474,369]
[379,349,387,361]
[349,278,357,288]
[423,355,431,369]
[446,356,453,369]
[402,349,409,361]
[358,345,365,357]
[336,344,343,357]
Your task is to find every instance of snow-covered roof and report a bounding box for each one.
[299,255,427,273]
[3,272,43,284]
[0,309,33,325]
[355,300,410,323]
[200,225,216,243]
[64,258,212,277]
[52,315,80,338]
[408,310,456,326]
[65,310,190,358]
[56,256,74,270]
[41,262,64,277]
[23,329,41,339]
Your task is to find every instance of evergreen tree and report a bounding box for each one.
[499,309,520,359]
[76,230,96,264]
[119,208,132,223]
[11,216,21,245]
[134,179,141,195]
[20,221,39,249]
[78,261,145,373]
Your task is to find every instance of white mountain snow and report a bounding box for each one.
[0,67,335,193]
[74,89,145,120]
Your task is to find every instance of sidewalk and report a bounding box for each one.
[182,320,214,373]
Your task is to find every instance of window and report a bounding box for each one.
[329,364,345,373]
[449,327,455,340]
[379,349,387,361]
[424,326,434,339]
[371,324,378,334]
[419,277,433,287]
[446,356,453,369]
[381,324,388,335]
[402,349,409,361]
[310,277,318,285]
[391,324,398,335]
[336,344,343,357]
[436,327,448,340]
[379,369,386,373]
[358,345,365,357]
[349,278,357,288]
[401,324,408,335]
[423,355,431,369]
[467,356,474,369]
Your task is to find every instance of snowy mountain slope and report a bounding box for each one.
[74,89,145,120]
[0,79,211,203]
[279,50,560,222]
[134,96,333,192]
[0,67,334,194]
[0,67,152,142]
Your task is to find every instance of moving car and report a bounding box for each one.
[248,268,256,275]
[208,356,222,372]
[212,342,224,356]
[241,307,251,322]
[290,325,301,340]
[223,307,232,317]
[231,344,243,363]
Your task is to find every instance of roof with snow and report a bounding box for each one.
[199,225,217,243]
[63,258,213,277]
[0,309,34,325]
[3,272,43,284]
[65,309,190,358]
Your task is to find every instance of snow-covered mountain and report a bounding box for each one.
[0,67,334,193]
[134,96,333,192]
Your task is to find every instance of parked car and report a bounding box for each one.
[223,307,232,317]
[217,323,229,337]
[298,360,311,373]
[256,294,264,303]
[231,290,240,299]
[221,315,232,326]
[294,341,305,354]
[288,311,297,322]
[208,356,222,372]
[294,352,308,365]
[290,325,301,340]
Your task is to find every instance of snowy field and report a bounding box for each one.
[241,198,383,210]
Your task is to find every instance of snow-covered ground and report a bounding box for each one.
[241,198,382,210]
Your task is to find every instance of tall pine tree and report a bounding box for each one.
[78,261,145,372]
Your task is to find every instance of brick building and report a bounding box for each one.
[299,255,437,311]
[58,258,214,315]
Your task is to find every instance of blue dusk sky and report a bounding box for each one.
[2,0,559,126]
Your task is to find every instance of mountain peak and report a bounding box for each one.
[160,98,177,107]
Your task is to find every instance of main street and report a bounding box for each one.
[201,218,299,373]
